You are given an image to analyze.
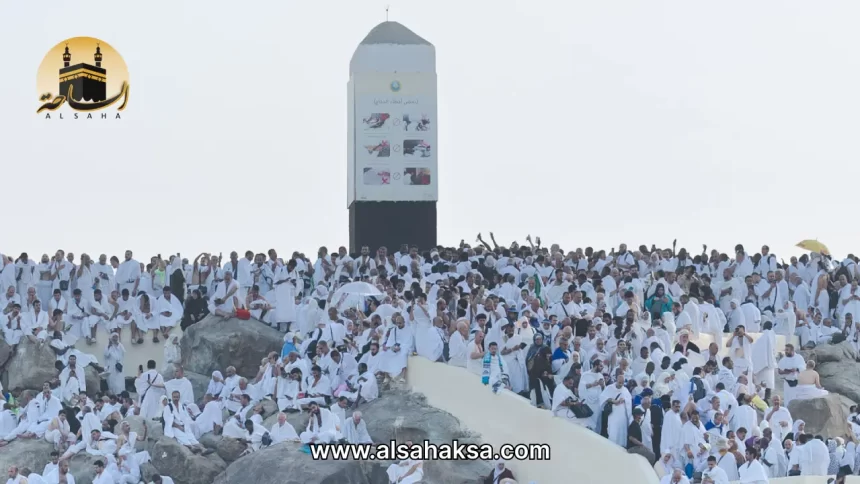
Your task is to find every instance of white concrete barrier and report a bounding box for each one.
[406,356,659,484]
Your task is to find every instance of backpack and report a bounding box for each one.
[691,377,706,402]
[261,432,272,447]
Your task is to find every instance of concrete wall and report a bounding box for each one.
[406,356,659,484]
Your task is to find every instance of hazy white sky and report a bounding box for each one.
[2,1,859,262]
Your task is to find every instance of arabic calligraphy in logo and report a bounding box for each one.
[36,37,130,119]
[390,80,401,92]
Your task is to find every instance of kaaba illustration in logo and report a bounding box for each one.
[37,37,130,114]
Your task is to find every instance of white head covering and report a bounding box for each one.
[206,370,224,396]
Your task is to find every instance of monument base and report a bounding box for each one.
[349,201,437,254]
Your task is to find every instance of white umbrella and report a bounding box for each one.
[331,281,383,313]
[333,282,382,297]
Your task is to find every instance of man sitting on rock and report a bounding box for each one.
[161,392,210,455]
[56,405,102,460]
[268,412,299,444]
[63,428,118,460]
[22,382,63,438]
[343,410,373,445]
[0,391,36,446]
[386,441,424,484]
[225,378,257,415]
[300,401,338,444]
[339,362,379,407]
[44,409,76,452]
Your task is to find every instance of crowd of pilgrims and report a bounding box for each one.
[4,237,860,483]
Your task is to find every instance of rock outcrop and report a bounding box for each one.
[122,414,165,450]
[151,437,227,484]
[185,370,213,403]
[67,452,104,484]
[788,393,853,439]
[181,316,284,378]
[0,340,11,369]
[4,339,58,391]
[244,388,490,484]
[1,319,492,484]
[0,439,53,478]
[216,437,248,463]
[213,443,383,484]
[212,440,488,484]
[0,439,112,484]
[84,366,101,395]
[801,342,860,404]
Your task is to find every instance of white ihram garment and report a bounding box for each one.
[299,408,338,444]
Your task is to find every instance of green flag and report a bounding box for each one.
[533,273,544,306]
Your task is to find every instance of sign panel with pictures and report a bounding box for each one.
[348,72,437,204]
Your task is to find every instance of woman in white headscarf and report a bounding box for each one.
[829,438,845,476]
[791,420,805,443]
[653,369,675,399]
[205,371,225,399]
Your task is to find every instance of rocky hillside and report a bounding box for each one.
[0,317,491,484]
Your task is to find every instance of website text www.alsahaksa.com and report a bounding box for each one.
[309,440,551,461]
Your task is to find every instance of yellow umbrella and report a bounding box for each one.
[796,239,830,256]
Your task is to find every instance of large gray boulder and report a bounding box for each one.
[213,443,381,484]
[84,366,101,396]
[0,438,53,478]
[216,437,247,463]
[788,393,853,439]
[151,437,226,484]
[233,390,490,484]
[67,451,103,484]
[5,339,57,392]
[0,340,11,369]
[181,316,283,378]
[801,342,860,403]
[186,371,212,403]
[212,442,487,484]
[121,414,164,452]
[199,433,223,450]
[360,390,477,444]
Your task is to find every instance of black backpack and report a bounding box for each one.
[691,377,706,402]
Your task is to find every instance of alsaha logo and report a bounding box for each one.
[37,37,129,119]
